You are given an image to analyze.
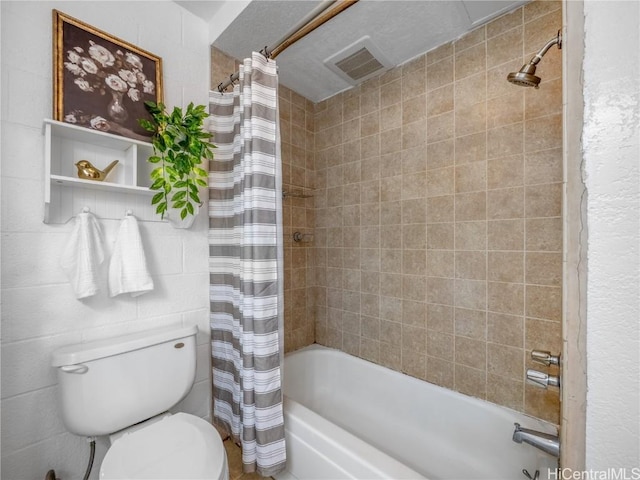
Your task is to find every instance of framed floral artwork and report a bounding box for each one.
[53,10,163,141]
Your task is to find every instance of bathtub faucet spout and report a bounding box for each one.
[512,423,559,457]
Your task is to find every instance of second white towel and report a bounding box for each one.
[108,215,154,298]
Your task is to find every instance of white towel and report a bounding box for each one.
[108,215,154,297]
[60,212,105,299]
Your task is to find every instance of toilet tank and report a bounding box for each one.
[51,325,199,437]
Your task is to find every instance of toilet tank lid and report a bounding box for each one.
[51,325,198,367]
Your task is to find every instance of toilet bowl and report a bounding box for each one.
[51,325,229,480]
[100,413,228,480]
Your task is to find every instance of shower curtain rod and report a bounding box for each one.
[217,0,359,93]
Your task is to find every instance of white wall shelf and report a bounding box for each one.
[43,119,161,223]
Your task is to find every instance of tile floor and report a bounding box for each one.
[223,438,273,480]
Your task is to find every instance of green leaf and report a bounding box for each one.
[180,208,188,220]
[174,154,191,174]
[170,106,182,124]
[189,191,200,203]
[144,101,162,116]
[151,192,165,205]
[172,190,186,201]
[195,178,208,187]
[150,177,165,190]
[156,202,167,214]
[186,202,194,215]
[152,137,166,153]
[138,118,156,132]
[193,167,208,177]
[148,155,162,164]
[161,133,173,149]
[166,124,181,138]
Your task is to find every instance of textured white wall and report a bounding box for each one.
[0,2,211,479]
[583,0,640,469]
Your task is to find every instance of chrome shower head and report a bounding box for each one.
[508,30,562,88]
[507,63,541,88]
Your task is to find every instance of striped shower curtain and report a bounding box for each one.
[208,52,286,476]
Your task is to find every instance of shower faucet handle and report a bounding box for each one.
[531,350,560,367]
[527,369,560,389]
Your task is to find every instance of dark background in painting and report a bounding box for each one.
[62,21,156,138]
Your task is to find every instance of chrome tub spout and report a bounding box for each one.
[512,423,560,457]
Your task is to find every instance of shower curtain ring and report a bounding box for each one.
[217,82,225,93]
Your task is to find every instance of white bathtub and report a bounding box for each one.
[274,344,558,480]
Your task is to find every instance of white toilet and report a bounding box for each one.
[51,325,229,480]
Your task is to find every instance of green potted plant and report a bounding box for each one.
[139,101,214,228]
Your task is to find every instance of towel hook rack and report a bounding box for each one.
[52,205,164,224]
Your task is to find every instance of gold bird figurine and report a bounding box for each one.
[75,160,119,182]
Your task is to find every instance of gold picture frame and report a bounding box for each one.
[53,10,163,141]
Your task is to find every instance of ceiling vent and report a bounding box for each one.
[324,36,392,85]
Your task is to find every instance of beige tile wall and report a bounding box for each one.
[210,48,316,354]
[279,87,317,353]
[313,1,563,423]
[211,0,563,423]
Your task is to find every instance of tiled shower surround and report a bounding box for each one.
[211,0,562,423]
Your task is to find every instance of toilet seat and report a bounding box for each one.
[100,413,228,480]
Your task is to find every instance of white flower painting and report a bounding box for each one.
[55,10,162,141]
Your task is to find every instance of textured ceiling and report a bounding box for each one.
[180,0,528,102]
